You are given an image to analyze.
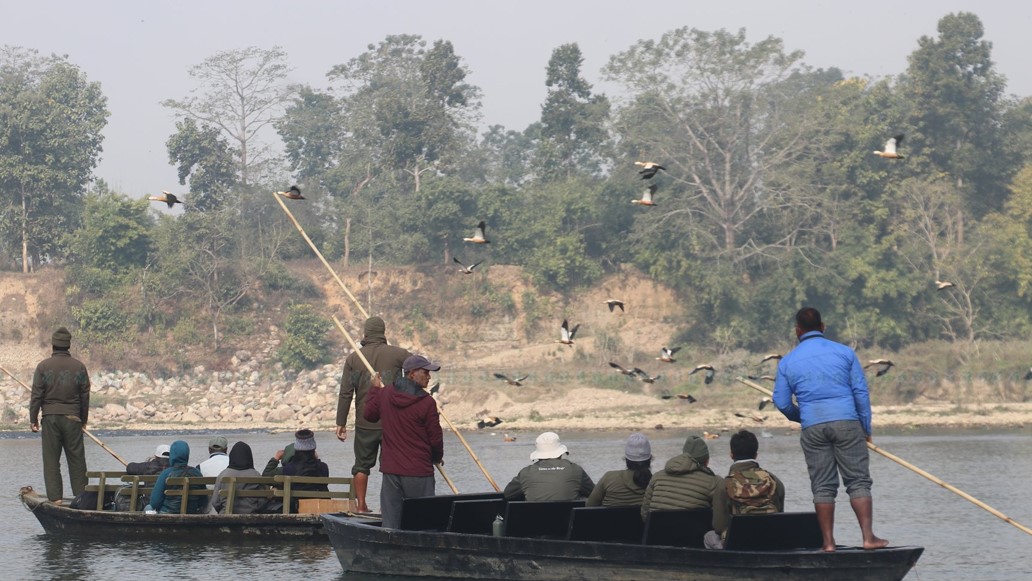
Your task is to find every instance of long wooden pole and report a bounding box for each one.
[2,364,128,467]
[272,193,369,319]
[332,317,459,494]
[735,376,1032,537]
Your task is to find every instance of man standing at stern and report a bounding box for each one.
[29,327,91,503]
[773,307,889,552]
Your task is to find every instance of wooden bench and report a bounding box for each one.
[215,476,277,515]
[119,474,159,512]
[641,508,713,548]
[400,492,504,531]
[723,512,822,551]
[566,505,644,543]
[447,498,508,535]
[272,475,355,515]
[165,476,217,514]
[81,471,126,510]
[503,500,585,539]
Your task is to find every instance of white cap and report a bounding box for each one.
[155,444,171,458]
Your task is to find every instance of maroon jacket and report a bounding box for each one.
[364,376,443,477]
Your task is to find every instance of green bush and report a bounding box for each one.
[277,303,332,370]
[72,298,130,343]
[260,263,320,297]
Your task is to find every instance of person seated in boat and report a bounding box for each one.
[210,441,269,515]
[262,443,295,477]
[281,429,329,513]
[198,435,230,477]
[640,435,727,531]
[586,432,652,507]
[125,444,170,476]
[148,440,208,514]
[503,432,595,501]
[704,429,786,549]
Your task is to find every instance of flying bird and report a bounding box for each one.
[758,397,773,411]
[873,134,905,159]
[656,347,681,363]
[689,364,716,384]
[463,220,490,244]
[635,161,667,179]
[609,362,638,377]
[493,373,529,387]
[603,299,625,312]
[677,393,697,403]
[1024,368,1032,381]
[453,257,482,275]
[631,368,661,384]
[747,375,775,383]
[735,412,768,424]
[936,280,955,290]
[476,416,503,429]
[864,359,895,377]
[147,191,182,208]
[275,185,304,200]
[760,353,782,364]
[631,183,658,206]
[556,319,579,346]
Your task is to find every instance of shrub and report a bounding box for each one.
[72,298,130,343]
[277,303,332,370]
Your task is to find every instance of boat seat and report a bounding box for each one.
[81,471,126,510]
[503,500,585,539]
[723,512,823,551]
[401,492,504,531]
[120,475,160,511]
[447,498,508,535]
[641,508,713,548]
[165,476,217,514]
[566,505,644,543]
[216,476,278,514]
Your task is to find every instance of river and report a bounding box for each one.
[3,428,1030,580]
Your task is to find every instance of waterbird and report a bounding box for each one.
[502,434,517,442]
[453,257,482,274]
[677,393,697,403]
[635,161,667,179]
[758,397,773,411]
[873,134,905,159]
[760,353,782,364]
[864,359,895,377]
[656,346,681,363]
[735,412,767,424]
[1024,368,1031,380]
[603,299,625,312]
[556,319,579,346]
[147,191,182,208]
[703,431,720,440]
[275,185,304,200]
[476,416,503,429]
[689,364,716,384]
[463,220,490,244]
[493,373,529,387]
[747,375,775,383]
[609,362,637,377]
[631,184,658,206]
[631,367,661,384]
[936,280,955,290]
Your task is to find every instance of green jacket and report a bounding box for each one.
[336,338,410,431]
[503,457,595,502]
[30,351,90,425]
[586,469,647,507]
[640,453,727,532]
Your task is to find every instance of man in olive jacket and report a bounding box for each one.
[640,435,727,533]
[30,327,91,502]
[336,316,411,512]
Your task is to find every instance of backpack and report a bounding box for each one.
[725,466,778,515]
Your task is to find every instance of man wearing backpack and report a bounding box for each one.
[705,430,785,549]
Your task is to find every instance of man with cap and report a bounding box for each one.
[30,326,91,503]
[363,354,444,528]
[587,432,652,507]
[198,435,230,477]
[503,432,595,502]
[336,316,411,513]
[640,434,727,533]
[773,306,888,551]
[126,444,171,475]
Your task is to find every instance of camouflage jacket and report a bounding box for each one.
[713,459,785,533]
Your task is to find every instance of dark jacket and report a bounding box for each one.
[151,440,206,514]
[281,450,330,514]
[641,453,726,531]
[30,350,90,424]
[126,457,169,476]
[337,336,410,431]
[503,457,595,501]
[212,443,267,515]
[586,469,646,507]
[363,376,443,476]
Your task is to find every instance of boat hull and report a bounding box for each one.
[323,514,923,581]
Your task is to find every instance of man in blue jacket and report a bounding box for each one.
[773,307,888,552]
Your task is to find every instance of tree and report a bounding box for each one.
[163,47,293,186]
[165,117,236,210]
[0,46,107,272]
[66,185,154,280]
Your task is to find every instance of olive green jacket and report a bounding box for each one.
[336,338,410,431]
[640,453,727,532]
[30,351,90,425]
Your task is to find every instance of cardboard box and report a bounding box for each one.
[296,498,354,514]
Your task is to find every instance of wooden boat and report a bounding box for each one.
[323,494,924,581]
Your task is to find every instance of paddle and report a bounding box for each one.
[1,363,128,467]
[735,376,1032,537]
[332,317,460,494]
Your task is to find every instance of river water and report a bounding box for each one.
[3,428,1030,580]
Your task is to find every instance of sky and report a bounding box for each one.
[6,0,1032,198]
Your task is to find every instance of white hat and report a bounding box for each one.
[155,444,171,458]
[530,432,568,460]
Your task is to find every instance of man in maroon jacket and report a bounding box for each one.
[364,354,444,528]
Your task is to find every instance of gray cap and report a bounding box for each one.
[208,436,228,451]
[624,432,652,462]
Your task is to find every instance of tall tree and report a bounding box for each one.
[165,117,236,211]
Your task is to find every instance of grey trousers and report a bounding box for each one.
[380,473,435,529]
[800,419,872,503]
[41,414,88,501]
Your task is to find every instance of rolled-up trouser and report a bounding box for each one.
[41,414,88,501]
[351,427,382,476]
[800,419,872,504]
[379,473,435,529]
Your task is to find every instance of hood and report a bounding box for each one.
[663,452,709,476]
[361,316,387,345]
[228,441,255,471]
[388,376,429,408]
[169,440,191,467]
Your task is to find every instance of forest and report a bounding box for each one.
[3,12,1032,365]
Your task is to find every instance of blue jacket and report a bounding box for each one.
[773,331,872,435]
[151,440,206,514]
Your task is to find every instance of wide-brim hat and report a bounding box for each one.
[530,431,568,460]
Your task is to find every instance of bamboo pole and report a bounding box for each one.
[272,193,369,319]
[735,376,1032,537]
[2,364,128,467]
[332,317,459,494]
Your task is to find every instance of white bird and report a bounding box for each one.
[936,280,955,290]
[631,184,658,206]
[453,257,482,274]
[603,299,625,312]
[656,347,681,363]
[556,319,579,346]
[864,359,895,377]
[873,134,905,159]
[689,364,716,384]
[463,221,490,244]
[493,373,529,387]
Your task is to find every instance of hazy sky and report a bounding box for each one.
[7,1,1032,197]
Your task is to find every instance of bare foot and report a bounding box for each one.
[863,537,890,550]
[821,544,836,552]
